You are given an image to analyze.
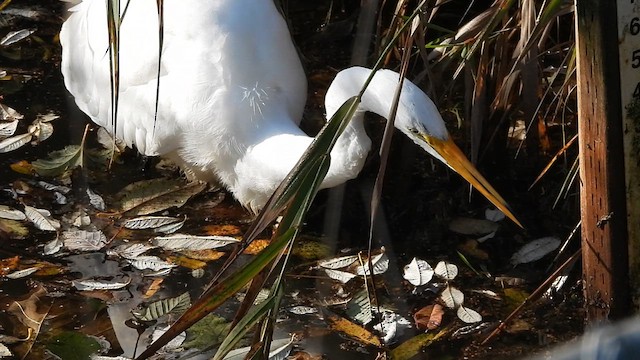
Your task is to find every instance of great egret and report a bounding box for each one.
[60,0,519,225]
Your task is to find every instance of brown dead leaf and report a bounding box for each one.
[0,256,20,276]
[243,239,270,255]
[179,249,225,261]
[10,160,33,175]
[7,286,51,357]
[457,239,489,260]
[414,304,445,330]
[202,224,244,237]
[324,310,382,347]
[144,278,164,299]
[167,255,207,270]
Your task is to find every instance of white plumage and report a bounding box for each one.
[60,0,519,225]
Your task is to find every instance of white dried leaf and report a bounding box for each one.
[96,127,126,152]
[54,192,67,205]
[287,306,317,315]
[24,205,60,231]
[0,103,24,121]
[318,255,358,269]
[36,112,59,123]
[0,205,26,220]
[0,132,32,153]
[32,120,53,142]
[457,306,482,323]
[485,208,506,222]
[373,312,412,344]
[123,216,182,230]
[151,326,186,351]
[37,181,71,194]
[6,267,39,279]
[0,120,18,137]
[154,217,185,234]
[127,256,177,271]
[440,285,464,309]
[0,28,36,46]
[434,261,458,280]
[73,278,130,291]
[62,229,108,251]
[87,188,105,211]
[355,252,389,276]
[107,243,156,259]
[324,268,357,283]
[402,258,434,286]
[471,289,501,300]
[0,343,12,357]
[510,237,561,266]
[43,237,63,255]
[152,233,239,251]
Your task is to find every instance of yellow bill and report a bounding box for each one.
[424,136,523,228]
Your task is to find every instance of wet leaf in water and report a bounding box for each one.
[46,331,102,360]
[389,330,448,360]
[29,117,54,143]
[373,312,412,344]
[144,278,164,299]
[0,218,29,238]
[132,292,191,322]
[485,208,506,222]
[7,286,50,351]
[0,205,26,220]
[61,229,108,251]
[0,119,18,137]
[0,132,32,153]
[0,256,19,276]
[414,304,445,330]
[31,145,83,177]
[127,255,177,271]
[182,314,229,349]
[179,249,225,261]
[36,180,71,194]
[345,290,373,325]
[24,205,60,231]
[355,252,389,276]
[123,215,184,230]
[152,233,239,251]
[5,266,39,279]
[117,178,206,216]
[440,285,464,309]
[448,217,499,236]
[151,326,186,352]
[107,242,156,259]
[166,255,207,270]
[242,238,270,255]
[434,261,458,280]
[450,322,493,339]
[402,258,434,286]
[324,268,357,283]
[87,188,106,211]
[471,289,501,300]
[0,343,12,357]
[456,306,482,323]
[72,278,131,291]
[0,103,23,121]
[9,160,33,174]
[319,254,358,270]
[457,239,489,260]
[288,306,317,315]
[323,310,382,347]
[217,337,293,360]
[0,28,36,46]
[510,236,561,266]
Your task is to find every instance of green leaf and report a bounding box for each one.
[132,292,191,322]
[32,145,83,177]
[46,331,102,360]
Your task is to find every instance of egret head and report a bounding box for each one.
[327,67,522,227]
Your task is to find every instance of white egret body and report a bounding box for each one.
[60,0,519,225]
